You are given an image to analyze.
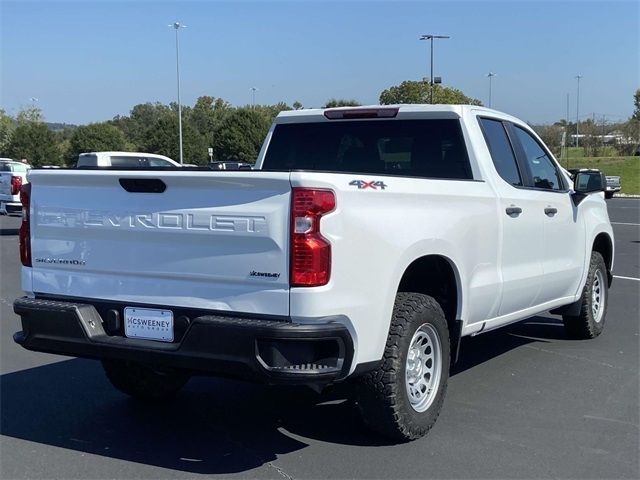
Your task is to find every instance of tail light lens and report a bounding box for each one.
[19,183,31,267]
[290,188,335,287]
[10,176,22,195]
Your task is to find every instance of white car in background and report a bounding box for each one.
[0,159,30,215]
[76,152,180,168]
[604,175,621,199]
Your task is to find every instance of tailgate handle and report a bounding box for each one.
[119,178,166,193]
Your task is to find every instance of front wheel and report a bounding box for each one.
[604,191,614,199]
[102,360,190,400]
[563,251,608,339]
[357,293,450,441]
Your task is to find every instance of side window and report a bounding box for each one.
[110,156,145,167]
[479,118,521,186]
[148,158,172,167]
[512,126,564,191]
[76,154,98,167]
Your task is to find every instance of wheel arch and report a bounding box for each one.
[592,232,613,286]
[396,254,464,362]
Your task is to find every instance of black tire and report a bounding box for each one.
[563,251,608,339]
[102,360,190,400]
[357,293,450,441]
[604,191,614,199]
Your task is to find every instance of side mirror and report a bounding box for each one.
[574,170,605,193]
[572,170,605,205]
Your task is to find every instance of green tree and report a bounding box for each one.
[617,118,640,155]
[379,80,482,106]
[68,123,127,163]
[323,98,361,108]
[144,115,208,164]
[633,89,640,121]
[256,102,291,123]
[0,109,15,154]
[190,96,231,136]
[111,102,172,149]
[16,106,44,124]
[6,122,61,166]
[293,101,303,110]
[212,108,271,163]
[190,96,216,135]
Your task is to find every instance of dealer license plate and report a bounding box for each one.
[124,307,174,342]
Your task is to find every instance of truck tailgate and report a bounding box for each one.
[27,170,292,316]
[0,173,16,200]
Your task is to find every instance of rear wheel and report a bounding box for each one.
[102,360,190,400]
[563,251,608,339]
[357,293,450,441]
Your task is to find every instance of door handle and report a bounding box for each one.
[505,206,523,217]
[544,207,558,217]
[119,178,166,193]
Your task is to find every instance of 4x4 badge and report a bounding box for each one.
[349,180,388,190]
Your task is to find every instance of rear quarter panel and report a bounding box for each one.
[289,171,501,368]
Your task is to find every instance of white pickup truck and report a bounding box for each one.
[0,159,30,215]
[13,105,614,441]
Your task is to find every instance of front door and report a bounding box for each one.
[509,125,585,304]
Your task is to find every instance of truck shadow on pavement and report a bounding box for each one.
[1,315,567,475]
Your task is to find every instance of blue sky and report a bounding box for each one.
[1,0,638,125]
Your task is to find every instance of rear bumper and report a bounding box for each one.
[0,201,21,215]
[13,297,354,386]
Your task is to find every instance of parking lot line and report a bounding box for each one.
[613,275,640,282]
[611,222,640,226]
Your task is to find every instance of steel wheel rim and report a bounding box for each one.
[405,323,442,413]
[592,269,605,323]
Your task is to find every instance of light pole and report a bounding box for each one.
[419,34,450,104]
[250,87,258,108]
[486,72,496,108]
[565,92,570,167]
[169,21,186,164]
[575,74,583,149]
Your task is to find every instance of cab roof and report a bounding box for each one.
[275,104,518,124]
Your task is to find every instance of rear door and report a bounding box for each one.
[28,170,292,316]
[478,118,545,316]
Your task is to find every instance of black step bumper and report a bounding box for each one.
[13,297,354,386]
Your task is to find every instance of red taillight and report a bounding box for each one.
[290,188,335,287]
[19,183,31,267]
[10,176,22,195]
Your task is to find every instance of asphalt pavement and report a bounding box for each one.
[1,198,638,479]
